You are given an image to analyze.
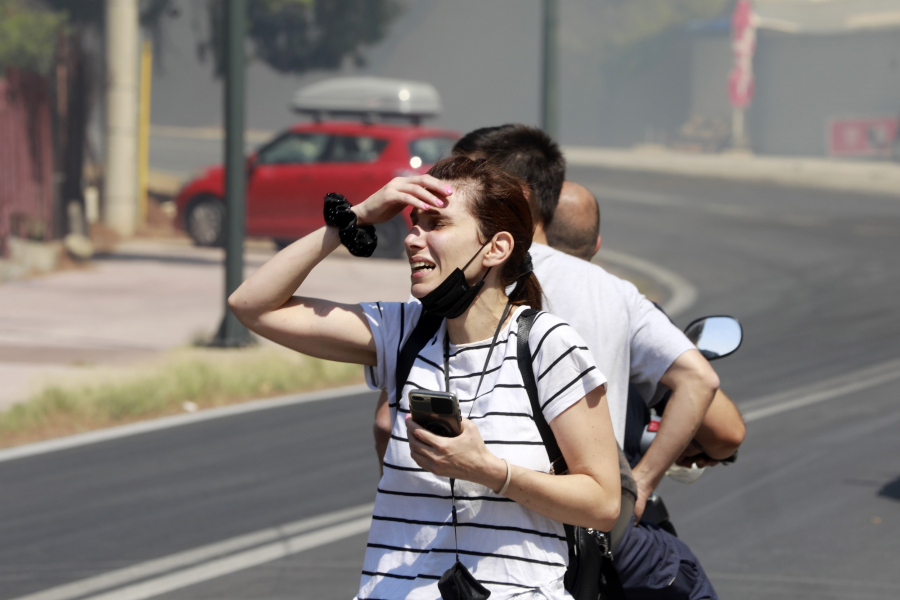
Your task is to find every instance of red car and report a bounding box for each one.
[175,121,459,258]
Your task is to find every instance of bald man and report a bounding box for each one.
[549,181,745,469]
[546,181,601,261]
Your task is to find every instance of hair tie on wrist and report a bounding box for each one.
[323,193,377,257]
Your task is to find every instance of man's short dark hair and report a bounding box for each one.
[452,124,565,226]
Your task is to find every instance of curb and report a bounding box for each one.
[564,146,900,198]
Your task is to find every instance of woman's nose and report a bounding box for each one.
[405,226,425,250]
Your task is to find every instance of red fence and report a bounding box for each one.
[0,69,55,257]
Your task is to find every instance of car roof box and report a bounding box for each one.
[292,77,442,124]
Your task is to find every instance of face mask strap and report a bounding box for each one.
[460,238,492,273]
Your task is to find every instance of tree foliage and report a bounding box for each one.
[0,0,67,75]
[198,0,402,77]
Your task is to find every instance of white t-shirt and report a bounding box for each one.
[530,243,695,447]
[359,301,607,600]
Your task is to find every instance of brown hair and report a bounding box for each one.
[427,156,543,311]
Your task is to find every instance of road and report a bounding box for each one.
[2,170,899,600]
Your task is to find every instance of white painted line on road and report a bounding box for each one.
[82,517,372,600]
[8,503,374,600]
[598,249,698,317]
[742,357,900,422]
[0,384,373,464]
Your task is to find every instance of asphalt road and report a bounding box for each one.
[2,170,899,600]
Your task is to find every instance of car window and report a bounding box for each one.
[258,133,330,164]
[324,135,389,163]
[408,136,456,168]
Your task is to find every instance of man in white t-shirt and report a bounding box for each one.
[549,181,745,470]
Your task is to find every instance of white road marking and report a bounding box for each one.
[741,357,900,422]
[598,249,698,317]
[8,503,374,600]
[0,384,373,464]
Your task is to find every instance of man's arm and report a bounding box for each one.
[631,349,719,520]
[676,389,745,467]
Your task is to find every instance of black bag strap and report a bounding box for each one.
[516,309,568,475]
[395,311,443,405]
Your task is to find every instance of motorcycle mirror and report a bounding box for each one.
[684,316,742,361]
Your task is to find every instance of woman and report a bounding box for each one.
[229,157,620,599]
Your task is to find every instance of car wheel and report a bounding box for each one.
[371,216,408,259]
[186,196,225,247]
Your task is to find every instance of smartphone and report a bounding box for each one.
[408,389,463,437]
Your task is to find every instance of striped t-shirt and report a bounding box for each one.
[358,301,608,600]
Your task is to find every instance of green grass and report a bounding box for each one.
[0,347,365,448]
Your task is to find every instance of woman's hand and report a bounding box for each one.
[407,416,507,491]
[352,175,452,226]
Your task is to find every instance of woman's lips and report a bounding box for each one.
[410,260,435,279]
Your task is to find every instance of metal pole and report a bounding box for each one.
[540,0,559,139]
[213,0,251,347]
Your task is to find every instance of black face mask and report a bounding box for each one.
[419,241,491,319]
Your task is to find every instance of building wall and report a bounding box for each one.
[749,29,900,156]
[689,33,733,121]
[0,70,55,255]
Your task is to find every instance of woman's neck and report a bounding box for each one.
[445,285,512,345]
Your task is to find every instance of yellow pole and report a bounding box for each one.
[137,39,152,226]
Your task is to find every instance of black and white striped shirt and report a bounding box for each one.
[358,302,607,600]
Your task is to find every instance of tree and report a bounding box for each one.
[0,0,67,76]
[197,0,402,77]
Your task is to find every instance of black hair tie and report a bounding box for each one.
[323,193,377,257]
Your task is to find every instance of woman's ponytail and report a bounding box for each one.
[509,272,543,311]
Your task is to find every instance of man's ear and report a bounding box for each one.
[485,232,514,267]
[594,235,602,254]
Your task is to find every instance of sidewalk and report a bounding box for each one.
[564,146,900,198]
[0,238,411,410]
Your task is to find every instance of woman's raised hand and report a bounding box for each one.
[352,175,452,226]
[406,416,508,492]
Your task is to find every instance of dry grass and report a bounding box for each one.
[0,346,364,448]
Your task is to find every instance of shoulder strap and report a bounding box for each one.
[395,310,443,404]
[516,309,568,475]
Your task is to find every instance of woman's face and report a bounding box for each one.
[406,182,486,299]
